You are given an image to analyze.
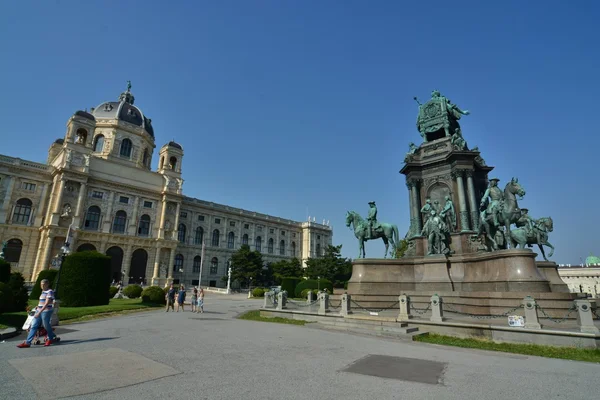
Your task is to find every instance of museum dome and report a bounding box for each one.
[91,81,155,138]
[585,254,600,265]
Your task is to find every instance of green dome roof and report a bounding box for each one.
[586,254,600,265]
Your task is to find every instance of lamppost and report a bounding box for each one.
[226,266,232,294]
[318,276,321,292]
[51,241,71,326]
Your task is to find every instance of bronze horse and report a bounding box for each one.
[345,211,399,259]
[478,178,526,250]
[509,217,554,261]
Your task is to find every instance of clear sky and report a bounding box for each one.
[1,1,598,264]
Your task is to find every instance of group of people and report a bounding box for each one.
[165,284,205,313]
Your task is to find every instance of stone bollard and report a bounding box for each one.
[522,296,541,329]
[318,292,330,315]
[307,290,314,305]
[263,291,272,308]
[430,294,445,322]
[574,299,600,334]
[276,291,287,310]
[341,294,352,316]
[398,294,412,320]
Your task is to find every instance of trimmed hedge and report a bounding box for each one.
[57,251,111,307]
[294,279,333,298]
[252,287,266,298]
[142,286,166,305]
[109,286,119,298]
[0,259,10,283]
[30,269,59,300]
[281,277,302,297]
[8,272,28,312]
[123,284,143,299]
[0,282,14,314]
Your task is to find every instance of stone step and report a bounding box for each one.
[313,323,426,340]
[317,318,420,334]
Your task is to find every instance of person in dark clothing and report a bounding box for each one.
[165,283,176,312]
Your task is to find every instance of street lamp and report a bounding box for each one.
[51,241,71,326]
[226,266,232,295]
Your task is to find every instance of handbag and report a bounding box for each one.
[22,312,35,330]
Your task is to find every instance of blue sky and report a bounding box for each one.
[1,1,598,263]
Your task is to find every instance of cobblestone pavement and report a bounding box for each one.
[1,294,597,400]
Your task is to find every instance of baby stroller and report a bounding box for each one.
[22,311,51,345]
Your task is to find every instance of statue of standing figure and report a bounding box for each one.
[420,198,436,224]
[439,195,457,232]
[421,210,450,255]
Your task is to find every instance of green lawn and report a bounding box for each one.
[0,299,162,329]
[238,310,308,325]
[415,333,600,363]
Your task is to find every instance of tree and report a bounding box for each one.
[271,258,303,283]
[304,244,352,287]
[393,239,409,259]
[229,245,264,288]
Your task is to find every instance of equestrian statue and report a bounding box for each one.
[345,202,399,258]
[510,212,555,261]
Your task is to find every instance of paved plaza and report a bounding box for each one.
[1,295,597,400]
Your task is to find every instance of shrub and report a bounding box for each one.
[123,284,143,299]
[57,251,111,307]
[344,281,348,290]
[252,288,266,298]
[7,272,28,312]
[300,288,313,298]
[0,259,10,283]
[294,278,333,298]
[109,286,119,298]
[30,269,59,300]
[0,282,14,314]
[281,277,302,297]
[142,286,166,305]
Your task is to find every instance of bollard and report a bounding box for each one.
[398,294,412,320]
[430,294,445,322]
[318,292,330,315]
[263,291,272,308]
[307,290,314,305]
[341,294,352,316]
[276,291,287,310]
[521,296,541,329]
[574,299,600,334]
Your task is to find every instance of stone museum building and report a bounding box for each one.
[0,84,332,287]
[557,254,600,297]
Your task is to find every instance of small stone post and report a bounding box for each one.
[430,294,445,322]
[398,294,412,320]
[522,296,541,329]
[574,299,600,334]
[318,292,330,315]
[263,291,272,308]
[341,294,352,316]
[276,291,287,310]
[307,290,314,305]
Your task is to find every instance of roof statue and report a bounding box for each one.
[414,90,470,142]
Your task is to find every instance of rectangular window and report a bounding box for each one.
[22,182,36,191]
[92,191,104,199]
[180,211,188,218]
[281,230,285,236]
[198,215,205,221]
[244,224,249,229]
[317,235,321,239]
[269,228,274,234]
[293,233,296,238]
[215,218,221,224]
[257,226,263,232]
[143,201,153,208]
[119,196,129,204]
[229,221,235,227]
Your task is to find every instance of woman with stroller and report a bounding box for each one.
[17,279,60,348]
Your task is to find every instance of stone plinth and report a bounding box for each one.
[536,261,570,293]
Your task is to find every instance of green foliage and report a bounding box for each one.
[252,287,266,298]
[300,288,318,299]
[7,272,28,312]
[229,245,264,288]
[393,239,409,258]
[30,269,59,300]
[109,286,118,298]
[294,278,333,298]
[281,277,302,296]
[123,284,143,299]
[238,310,307,326]
[271,258,303,283]
[304,244,352,287]
[57,251,111,307]
[344,281,348,290]
[0,259,10,283]
[0,282,14,314]
[141,286,166,305]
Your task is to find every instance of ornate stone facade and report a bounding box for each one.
[0,86,332,287]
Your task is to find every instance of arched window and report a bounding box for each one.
[210,257,218,275]
[75,128,88,145]
[279,240,285,256]
[212,229,220,247]
[142,148,150,167]
[291,241,296,257]
[178,223,187,243]
[316,243,321,257]
[112,210,127,234]
[138,214,151,236]
[268,238,274,254]
[93,135,105,152]
[227,232,235,249]
[194,226,204,245]
[174,254,184,272]
[84,206,101,230]
[255,236,262,252]
[242,234,249,246]
[4,238,23,263]
[169,156,177,170]
[120,138,133,158]
[193,256,202,273]
[12,198,32,225]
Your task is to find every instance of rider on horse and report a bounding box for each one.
[480,178,503,227]
[367,201,378,238]
[516,208,542,245]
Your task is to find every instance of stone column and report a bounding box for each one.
[410,179,422,233]
[152,247,161,282]
[73,182,87,228]
[158,198,167,239]
[466,171,478,229]
[128,196,140,236]
[341,293,352,316]
[453,171,470,231]
[398,294,412,320]
[49,178,67,225]
[102,191,115,233]
[574,299,599,334]
[0,176,15,223]
[406,181,415,237]
[167,248,175,280]
[430,294,445,322]
[34,183,49,226]
[172,202,181,241]
[37,234,55,276]
[122,244,133,283]
[522,296,541,329]
[318,292,330,315]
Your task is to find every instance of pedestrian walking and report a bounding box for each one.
[191,286,198,312]
[196,287,204,313]
[165,283,175,312]
[176,285,186,312]
[17,279,60,348]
